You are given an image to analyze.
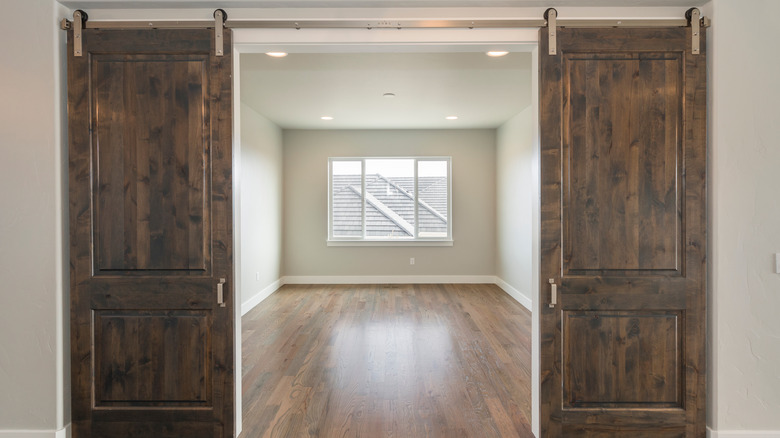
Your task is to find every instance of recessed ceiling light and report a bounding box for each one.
[321,116,334,120]
[266,52,288,58]
[445,116,459,120]
[383,92,396,98]
[487,51,509,57]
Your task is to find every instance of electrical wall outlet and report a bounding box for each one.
[256,272,260,281]
[410,258,415,265]
[776,253,779,274]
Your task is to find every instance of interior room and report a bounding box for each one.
[236,50,535,301]
[236,49,537,436]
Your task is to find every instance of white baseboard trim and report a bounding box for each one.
[241,275,534,315]
[0,432,54,438]
[708,428,780,438]
[241,279,282,316]
[282,275,496,285]
[494,277,533,311]
[55,425,70,438]
[0,424,70,438]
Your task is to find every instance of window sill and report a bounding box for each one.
[327,239,453,247]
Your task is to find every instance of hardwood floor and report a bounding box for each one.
[241,283,533,438]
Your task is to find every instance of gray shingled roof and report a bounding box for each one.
[332,174,448,238]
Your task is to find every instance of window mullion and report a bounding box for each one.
[448,159,452,240]
[361,159,366,240]
[414,159,419,239]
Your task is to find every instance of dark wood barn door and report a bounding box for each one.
[539,27,706,436]
[68,29,234,437]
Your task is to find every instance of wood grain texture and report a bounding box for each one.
[94,310,211,406]
[540,26,707,437]
[563,311,680,407]
[241,284,533,438]
[93,55,209,272]
[68,28,234,438]
[539,26,565,438]
[561,426,686,438]
[564,53,682,274]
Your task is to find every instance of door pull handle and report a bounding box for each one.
[217,278,226,307]
[549,278,557,308]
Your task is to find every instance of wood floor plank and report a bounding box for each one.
[241,284,532,438]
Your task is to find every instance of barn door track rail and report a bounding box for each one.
[61,7,710,57]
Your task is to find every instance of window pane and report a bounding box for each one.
[331,161,362,237]
[417,161,448,238]
[365,159,415,238]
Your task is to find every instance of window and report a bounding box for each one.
[329,157,452,245]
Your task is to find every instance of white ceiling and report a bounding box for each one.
[240,51,532,130]
[61,0,707,8]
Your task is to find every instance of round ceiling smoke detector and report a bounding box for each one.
[383,93,396,98]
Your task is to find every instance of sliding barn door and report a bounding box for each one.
[68,29,234,437]
[539,27,706,436]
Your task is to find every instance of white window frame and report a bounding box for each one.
[328,157,453,246]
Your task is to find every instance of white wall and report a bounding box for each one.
[7,2,780,436]
[0,0,69,434]
[706,0,780,435]
[496,106,534,307]
[239,103,284,313]
[282,129,496,279]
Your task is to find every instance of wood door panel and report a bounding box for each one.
[92,421,220,438]
[540,26,706,436]
[564,293,686,310]
[563,311,681,407]
[69,28,234,437]
[93,55,209,273]
[564,277,685,294]
[562,408,686,425]
[564,53,682,275]
[94,310,211,406]
[88,277,213,308]
[561,426,685,438]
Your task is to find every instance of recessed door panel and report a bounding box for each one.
[564,54,682,276]
[93,55,209,273]
[563,311,681,408]
[94,310,211,407]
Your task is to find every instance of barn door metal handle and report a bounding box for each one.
[548,278,557,308]
[217,278,226,307]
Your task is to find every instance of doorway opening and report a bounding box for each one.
[232,31,541,437]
